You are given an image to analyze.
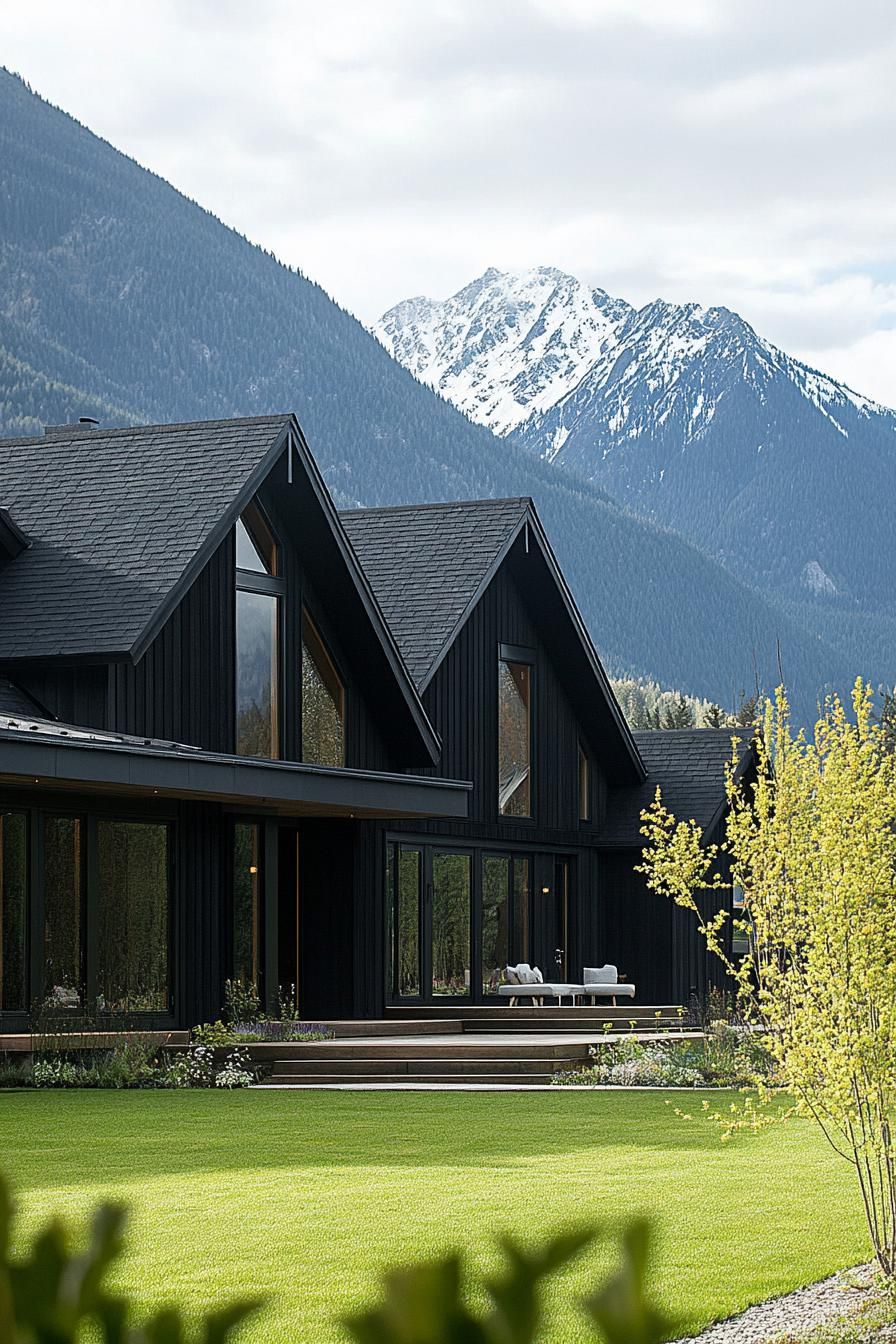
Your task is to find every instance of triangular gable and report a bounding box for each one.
[341,499,531,687]
[343,498,645,783]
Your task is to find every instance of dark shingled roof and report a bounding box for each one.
[0,415,292,660]
[340,499,530,686]
[600,728,755,847]
[0,676,44,718]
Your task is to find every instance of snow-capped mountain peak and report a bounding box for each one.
[376,266,632,434]
[375,266,896,605]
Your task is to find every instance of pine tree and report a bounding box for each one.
[660,694,696,730]
[701,703,728,728]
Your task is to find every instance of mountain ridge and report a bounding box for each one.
[376,266,896,618]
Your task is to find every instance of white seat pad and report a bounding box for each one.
[498,983,585,996]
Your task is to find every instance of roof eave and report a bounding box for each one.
[0,729,470,820]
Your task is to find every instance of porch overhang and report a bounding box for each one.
[0,728,471,819]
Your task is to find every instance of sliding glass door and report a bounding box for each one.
[387,844,472,1001]
[431,852,471,997]
[481,855,530,996]
[387,843,538,1004]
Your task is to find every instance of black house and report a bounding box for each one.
[0,414,751,1029]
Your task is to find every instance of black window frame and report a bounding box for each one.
[300,604,347,767]
[230,819,265,999]
[94,815,174,1018]
[496,643,535,822]
[578,742,591,824]
[235,498,284,761]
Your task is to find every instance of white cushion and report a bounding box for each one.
[532,966,543,984]
[504,965,520,985]
[584,965,618,984]
[583,982,636,998]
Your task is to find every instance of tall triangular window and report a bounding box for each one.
[236,501,278,576]
[235,499,282,759]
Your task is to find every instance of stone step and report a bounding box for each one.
[269,1055,583,1076]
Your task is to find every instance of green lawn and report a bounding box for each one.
[0,1091,866,1342]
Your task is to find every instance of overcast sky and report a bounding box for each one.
[3,1,896,404]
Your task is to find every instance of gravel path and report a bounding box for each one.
[673,1265,876,1344]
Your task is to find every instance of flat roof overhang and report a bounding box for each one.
[0,731,471,819]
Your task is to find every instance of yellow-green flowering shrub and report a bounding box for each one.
[639,679,896,1276]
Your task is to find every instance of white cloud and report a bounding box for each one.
[799,328,896,406]
[2,0,895,404]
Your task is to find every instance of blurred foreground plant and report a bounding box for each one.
[345,1219,673,1344]
[0,1170,672,1344]
[0,1173,261,1343]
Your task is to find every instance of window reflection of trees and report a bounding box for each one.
[498,660,531,817]
[432,853,471,996]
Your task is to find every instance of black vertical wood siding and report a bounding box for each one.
[599,844,731,1005]
[110,531,236,750]
[392,551,608,846]
[14,665,108,729]
[173,801,228,1025]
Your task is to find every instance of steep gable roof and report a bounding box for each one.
[342,497,644,783]
[0,414,441,766]
[0,415,293,661]
[600,728,755,847]
[341,499,530,686]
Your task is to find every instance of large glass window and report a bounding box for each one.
[393,847,421,997]
[302,610,345,767]
[236,589,279,757]
[512,857,530,965]
[0,812,27,1012]
[432,852,471,997]
[482,856,510,995]
[235,500,281,759]
[97,821,169,1013]
[482,854,530,995]
[43,816,84,1006]
[233,823,262,989]
[498,657,532,817]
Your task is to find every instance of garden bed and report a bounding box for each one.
[552,1023,775,1088]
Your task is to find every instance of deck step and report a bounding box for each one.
[460,1017,682,1033]
[268,1055,584,1076]
[324,1019,461,1038]
[386,1005,683,1021]
[258,1073,563,1087]
[260,1040,596,1060]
